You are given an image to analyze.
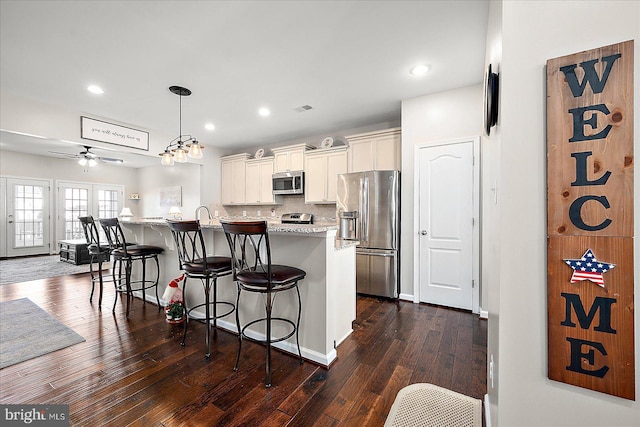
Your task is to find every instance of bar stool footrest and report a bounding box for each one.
[240,317,296,345]
[185,301,235,322]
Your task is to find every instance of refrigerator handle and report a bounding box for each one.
[361,176,369,242]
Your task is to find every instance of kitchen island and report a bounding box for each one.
[120,218,356,367]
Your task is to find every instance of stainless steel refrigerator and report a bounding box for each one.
[336,170,400,298]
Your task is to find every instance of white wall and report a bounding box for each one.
[0,149,139,252]
[483,0,502,424]
[138,163,201,219]
[400,84,484,299]
[0,150,138,191]
[488,1,640,426]
[0,91,173,160]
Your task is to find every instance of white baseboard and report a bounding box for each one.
[213,317,336,367]
[398,293,414,302]
[484,394,491,427]
[479,309,488,319]
[155,298,337,367]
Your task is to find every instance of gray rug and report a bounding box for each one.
[0,298,86,369]
[0,255,105,286]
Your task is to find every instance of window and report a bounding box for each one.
[57,182,123,243]
[97,189,119,219]
[14,184,45,247]
[63,187,89,240]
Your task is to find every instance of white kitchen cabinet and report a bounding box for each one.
[244,157,276,205]
[272,143,315,173]
[304,146,348,204]
[220,153,251,205]
[346,127,401,172]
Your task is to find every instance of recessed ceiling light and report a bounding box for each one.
[205,123,215,131]
[87,85,104,94]
[410,64,430,76]
[258,107,270,117]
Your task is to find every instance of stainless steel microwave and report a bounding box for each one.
[272,171,304,195]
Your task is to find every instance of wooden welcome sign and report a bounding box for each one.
[547,40,634,400]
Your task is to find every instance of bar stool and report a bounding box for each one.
[99,218,163,317]
[78,216,113,307]
[167,220,234,358]
[221,220,306,387]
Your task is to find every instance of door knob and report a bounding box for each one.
[420,230,428,235]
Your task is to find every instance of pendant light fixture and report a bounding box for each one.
[159,85,204,165]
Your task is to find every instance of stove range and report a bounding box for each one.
[281,213,313,224]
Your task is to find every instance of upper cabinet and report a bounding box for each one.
[272,143,315,173]
[304,146,348,204]
[346,127,401,172]
[220,153,251,205]
[244,157,276,205]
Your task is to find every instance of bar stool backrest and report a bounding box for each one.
[79,215,101,248]
[221,221,272,287]
[99,218,129,256]
[166,220,209,273]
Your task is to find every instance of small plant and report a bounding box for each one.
[165,302,184,321]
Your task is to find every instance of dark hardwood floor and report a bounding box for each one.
[0,272,486,426]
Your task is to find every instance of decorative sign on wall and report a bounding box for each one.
[546,40,634,400]
[159,186,182,208]
[81,116,149,151]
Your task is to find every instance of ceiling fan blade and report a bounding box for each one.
[48,150,79,158]
[98,156,124,164]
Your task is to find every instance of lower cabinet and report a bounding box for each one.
[304,146,348,204]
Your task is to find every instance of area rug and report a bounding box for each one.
[384,383,482,427]
[0,298,86,369]
[0,255,106,286]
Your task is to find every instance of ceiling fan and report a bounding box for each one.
[49,145,124,167]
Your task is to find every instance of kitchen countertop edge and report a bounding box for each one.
[122,218,338,234]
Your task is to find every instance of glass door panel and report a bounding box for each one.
[6,178,51,257]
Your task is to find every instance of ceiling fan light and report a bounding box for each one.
[188,141,203,159]
[88,158,97,167]
[78,157,88,166]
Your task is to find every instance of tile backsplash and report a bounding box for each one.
[211,195,337,224]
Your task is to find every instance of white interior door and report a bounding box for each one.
[5,178,51,257]
[418,141,474,310]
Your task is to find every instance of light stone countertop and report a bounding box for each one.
[123,217,358,250]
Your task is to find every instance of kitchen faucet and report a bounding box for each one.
[195,205,212,221]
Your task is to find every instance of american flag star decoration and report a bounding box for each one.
[563,248,615,288]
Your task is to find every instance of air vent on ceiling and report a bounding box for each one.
[293,105,314,112]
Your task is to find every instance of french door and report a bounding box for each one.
[56,181,123,245]
[4,178,52,257]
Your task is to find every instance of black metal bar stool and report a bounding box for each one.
[78,216,113,307]
[221,220,306,387]
[99,217,163,318]
[167,220,234,358]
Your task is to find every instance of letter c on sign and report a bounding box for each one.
[569,195,612,231]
